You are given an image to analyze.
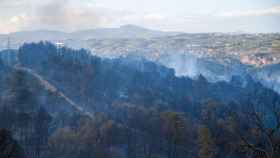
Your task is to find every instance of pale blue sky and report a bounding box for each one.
[91,0,279,15]
[0,0,279,33]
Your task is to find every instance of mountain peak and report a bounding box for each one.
[120,24,147,30]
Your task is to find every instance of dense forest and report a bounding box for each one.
[0,42,279,158]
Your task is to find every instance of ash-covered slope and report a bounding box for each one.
[15,42,280,114]
[1,26,279,94]
[251,64,280,93]
[1,43,280,158]
[0,54,88,118]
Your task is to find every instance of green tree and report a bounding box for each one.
[197,126,216,158]
[160,112,188,158]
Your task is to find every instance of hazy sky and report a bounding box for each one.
[0,0,279,33]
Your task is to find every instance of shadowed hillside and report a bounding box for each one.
[0,42,279,158]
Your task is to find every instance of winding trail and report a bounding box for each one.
[14,65,93,118]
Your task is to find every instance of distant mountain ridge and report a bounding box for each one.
[0,25,180,50]
[70,25,180,40]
